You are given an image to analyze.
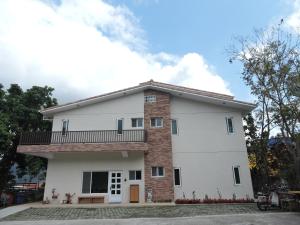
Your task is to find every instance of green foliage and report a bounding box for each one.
[0,84,57,190]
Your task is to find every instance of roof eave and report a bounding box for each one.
[40,84,256,116]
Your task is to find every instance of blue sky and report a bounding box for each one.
[0,0,299,103]
[110,0,293,100]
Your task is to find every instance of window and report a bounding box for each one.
[131,118,143,128]
[129,170,142,180]
[226,117,234,134]
[150,117,163,128]
[233,166,241,185]
[152,167,164,177]
[62,119,69,135]
[144,95,156,103]
[82,171,108,193]
[174,168,181,186]
[117,119,123,134]
[171,119,178,135]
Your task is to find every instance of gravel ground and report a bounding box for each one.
[0,203,263,221]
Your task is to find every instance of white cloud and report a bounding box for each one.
[286,0,300,31]
[0,0,231,103]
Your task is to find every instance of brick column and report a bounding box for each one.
[144,90,174,202]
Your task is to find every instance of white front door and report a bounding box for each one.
[109,171,122,203]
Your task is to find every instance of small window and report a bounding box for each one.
[117,119,123,134]
[226,117,234,134]
[233,166,241,185]
[129,170,142,180]
[131,118,143,128]
[144,95,156,103]
[152,167,164,177]
[171,119,178,135]
[174,168,181,186]
[62,119,69,135]
[150,117,163,128]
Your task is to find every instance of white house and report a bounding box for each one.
[17,80,255,204]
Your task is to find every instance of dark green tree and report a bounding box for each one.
[0,84,57,190]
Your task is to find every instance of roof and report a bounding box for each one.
[41,80,256,116]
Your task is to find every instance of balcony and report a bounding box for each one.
[19,129,147,145]
[17,129,148,158]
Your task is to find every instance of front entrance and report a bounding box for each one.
[108,171,122,203]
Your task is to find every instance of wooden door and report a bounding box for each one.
[130,184,139,203]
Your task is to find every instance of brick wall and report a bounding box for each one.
[144,90,174,202]
[17,142,148,153]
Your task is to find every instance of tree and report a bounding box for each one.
[229,22,300,189]
[243,113,270,192]
[0,84,57,190]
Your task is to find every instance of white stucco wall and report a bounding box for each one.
[44,91,253,203]
[44,152,145,204]
[170,96,253,199]
[52,92,144,131]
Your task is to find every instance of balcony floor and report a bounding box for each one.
[17,142,148,158]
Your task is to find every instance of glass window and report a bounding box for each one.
[82,171,108,194]
[62,119,69,135]
[171,119,178,135]
[129,170,142,180]
[131,118,143,128]
[136,170,142,180]
[91,172,108,193]
[152,167,164,177]
[150,118,163,128]
[129,171,135,180]
[233,166,241,185]
[158,167,164,176]
[226,117,234,133]
[82,172,91,193]
[117,119,123,134]
[144,95,156,103]
[174,168,181,186]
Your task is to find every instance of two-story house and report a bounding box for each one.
[17,80,255,204]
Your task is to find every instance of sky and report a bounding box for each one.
[0,0,300,103]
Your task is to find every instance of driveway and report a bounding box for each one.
[0,212,299,225]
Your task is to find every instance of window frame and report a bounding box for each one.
[61,119,69,136]
[232,165,241,185]
[144,95,156,103]
[171,119,178,135]
[173,167,181,186]
[226,117,234,134]
[129,170,142,180]
[81,171,109,194]
[151,166,165,177]
[150,117,163,128]
[131,118,144,128]
[117,118,123,135]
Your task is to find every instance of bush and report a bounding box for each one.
[175,198,254,204]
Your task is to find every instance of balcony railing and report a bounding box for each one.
[19,130,146,145]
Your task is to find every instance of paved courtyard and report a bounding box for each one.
[1,204,261,221]
[0,212,299,225]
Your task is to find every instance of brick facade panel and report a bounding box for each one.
[17,142,148,153]
[144,90,174,202]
